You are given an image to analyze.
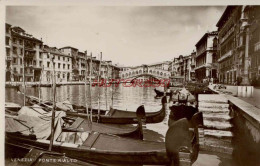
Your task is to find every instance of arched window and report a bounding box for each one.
[164,73,166,76]
[139,70,142,74]
[136,71,138,74]
[157,71,159,75]
[126,73,128,77]
[149,70,152,73]
[160,72,163,76]
[122,74,124,78]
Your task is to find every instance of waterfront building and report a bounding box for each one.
[78,51,87,81]
[100,61,120,79]
[60,46,80,81]
[5,23,12,81]
[246,6,260,85]
[169,53,195,83]
[169,55,184,83]
[194,31,218,83]
[216,6,251,85]
[41,45,72,83]
[5,24,43,82]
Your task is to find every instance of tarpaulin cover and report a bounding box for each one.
[6,105,65,140]
[56,100,75,112]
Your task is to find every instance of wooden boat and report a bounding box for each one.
[63,105,145,140]
[154,88,172,97]
[6,115,200,166]
[5,103,144,140]
[26,95,168,124]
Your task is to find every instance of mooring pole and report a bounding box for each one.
[49,53,56,151]
[97,52,102,119]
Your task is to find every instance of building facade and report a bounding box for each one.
[195,31,218,82]
[5,24,43,82]
[216,6,249,85]
[246,6,260,85]
[41,45,72,83]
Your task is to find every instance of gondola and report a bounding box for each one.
[25,95,167,124]
[5,104,144,140]
[154,88,172,97]
[63,106,145,140]
[6,113,201,166]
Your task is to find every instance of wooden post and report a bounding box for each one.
[84,51,89,117]
[97,52,102,118]
[22,40,26,106]
[111,67,114,109]
[49,53,56,151]
[38,66,43,103]
[89,53,93,121]
[105,62,108,111]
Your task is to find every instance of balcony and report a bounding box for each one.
[207,47,218,51]
[254,41,260,52]
[6,56,12,61]
[218,50,233,62]
[24,43,35,51]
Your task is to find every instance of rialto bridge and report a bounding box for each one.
[120,65,171,81]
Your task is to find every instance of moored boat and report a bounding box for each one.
[154,88,172,97]
[6,114,200,166]
[25,95,168,124]
[5,104,145,140]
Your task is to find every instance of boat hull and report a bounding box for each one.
[6,133,169,166]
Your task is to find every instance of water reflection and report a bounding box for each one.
[5,85,170,142]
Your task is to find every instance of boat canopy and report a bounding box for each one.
[6,105,66,140]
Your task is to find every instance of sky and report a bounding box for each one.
[6,6,226,66]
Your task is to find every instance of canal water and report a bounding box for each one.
[5,84,170,142]
[5,85,234,165]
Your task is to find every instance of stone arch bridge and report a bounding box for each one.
[120,65,170,82]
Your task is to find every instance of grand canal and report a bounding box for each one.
[5,84,170,142]
[5,85,237,165]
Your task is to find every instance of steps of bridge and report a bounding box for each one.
[199,102,229,108]
[198,94,233,155]
[198,94,228,103]
[199,107,230,114]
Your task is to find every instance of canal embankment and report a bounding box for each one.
[207,84,260,166]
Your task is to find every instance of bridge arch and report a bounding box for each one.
[130,73,161,83]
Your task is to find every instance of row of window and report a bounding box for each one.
[45,54,71,62]
[46,62,70,70]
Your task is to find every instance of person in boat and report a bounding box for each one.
[171,87,196,107]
